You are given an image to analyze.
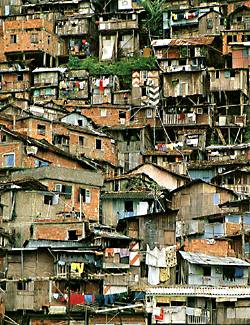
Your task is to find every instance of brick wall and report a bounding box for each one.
[80,106,130,127]
[33,221,83,240]
[184,238,236,257]
[3,19,63,57]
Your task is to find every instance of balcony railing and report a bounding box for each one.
[0,81,30,92]
[99,20,138,31]
[164,113,210,126]
[216,115,247,127]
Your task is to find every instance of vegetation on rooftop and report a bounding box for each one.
[68,56,157,87]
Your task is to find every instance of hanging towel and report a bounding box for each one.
[148,266,160,285]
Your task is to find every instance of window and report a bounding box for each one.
[100,108,107,117]
[215,70,220,79]
[30,33,38,44]
[54,184,72,199]
[207,18,213,29]
[78,119,83,126]
[223,267,235,281]
[227,35,232,43]
[4,153,15,167]
[79,188,91,203]
[237,16,242,22]
[35,159,49,167]
[10,34,17,44]
[233,35,237,42]
[146,109,153,118]
[37,124,46,135]
[125,201,133,212]
[96,139,102,149]
[44,195,53,205]
[45,88,52,96]
[203,266,211,276]
[17,281,28,290]
[68,230,78,240]
[79,136,85,146]
[17,74,23,81]
[243,49,249,58]
[220,18,224,26]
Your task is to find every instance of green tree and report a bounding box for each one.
[141,0,165,39]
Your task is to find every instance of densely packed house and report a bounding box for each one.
[0,0,249,324]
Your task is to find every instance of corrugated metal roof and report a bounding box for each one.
[32,67,67,73]
[25,239,84,248]
[152,37,215,47]
[180,251,250,267]
[102,191,156,199]
[145,285,250,298]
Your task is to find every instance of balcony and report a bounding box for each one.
[163,113,211,126]
[216,115,247,127]
[0,81,30,93]
[98,19,138,31]
[56,19,90,36]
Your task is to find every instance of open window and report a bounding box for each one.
[79,188,91,203]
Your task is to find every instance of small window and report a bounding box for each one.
[79,136,85,146]
[119,111,126,119]
[215,70,220,79]
[146,109,153,118]
[1,134,6,142]
[4,153,15,167]
[203,266,211,276]
[17,281,28,290]
[37,124,46,135]
[207,18,213,29]
[243,49,249,58]
[35,159,49,167]
[233,35,237,42]
[237,16,242,22]
[78,119,83,127]
[79,188,91,203]
[45,88,52,96]
[96,139,102,149]
[44,195,53,205]
[125,200,133,212]
[68,230,78,240]
[227,35,232,43]
[30,33,38,44]
[17,74,23,81]
[100,108,107,117]
[220,18,224,26]
[10,34,17,44]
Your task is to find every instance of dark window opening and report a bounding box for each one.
[216,70,220,79]
[44,195,53,205]
[141,87,147,97]
[78,119,83,126]
[227,35,232,43]
[17,74,23,81]
[125,201,133,212]
[17,281,28,290]
[68,230,78,240]
[119,111,126,118]
[227,177,234,185]
[37,124,46,135]
[223,267,235,281]
[10,35,17,44]
[79,136,85,146]
[203,266,211,276]
[96,139,102,149]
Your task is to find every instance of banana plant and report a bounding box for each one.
[141,0,165,38]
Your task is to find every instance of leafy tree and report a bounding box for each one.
[141,0,165,39]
